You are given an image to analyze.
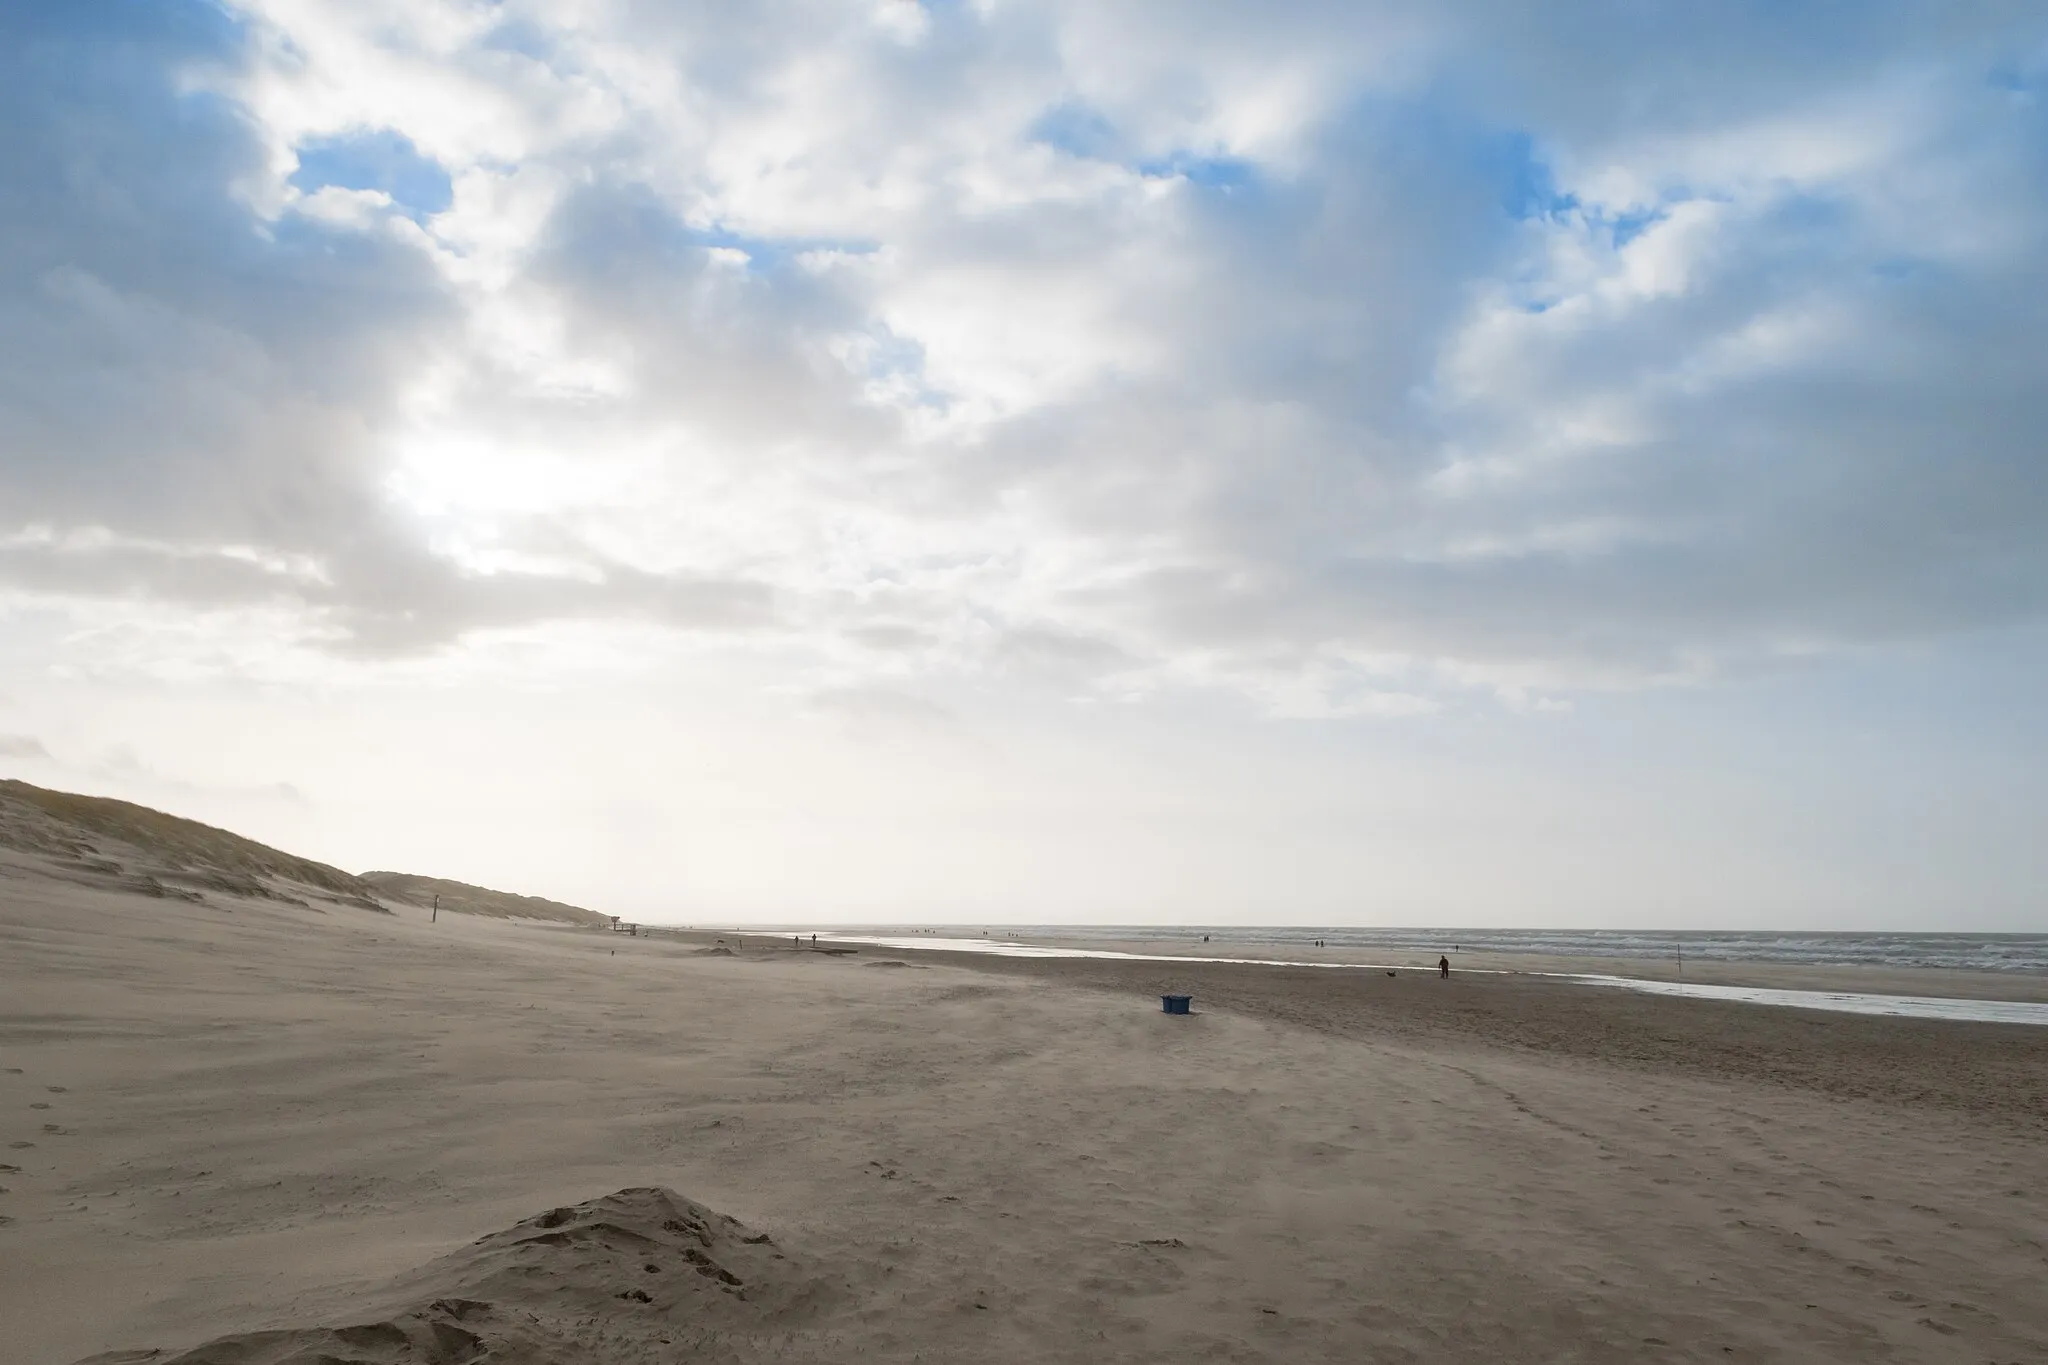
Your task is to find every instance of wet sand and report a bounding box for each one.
[4,869,2047,1363]
[837,941,2048,1129]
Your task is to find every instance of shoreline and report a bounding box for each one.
[660,929,2048,1131]
[738,926,2048,1003]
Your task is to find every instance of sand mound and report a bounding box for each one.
[79,1187,836,1365]
[696,945,735,956]
[864,959,923,969]
[0,779,386,912]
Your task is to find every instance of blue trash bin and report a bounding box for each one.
[1161,994,1192,1014]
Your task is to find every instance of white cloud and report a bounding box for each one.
[7,0,2048,709]
[0,733,50,760]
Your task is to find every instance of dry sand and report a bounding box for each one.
[4,856,2046,1363]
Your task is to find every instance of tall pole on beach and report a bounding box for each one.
[432,894,438,923]
[1677,938,1683,994]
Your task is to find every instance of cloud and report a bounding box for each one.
[5,1,2047,706]
[0,2,787,657]
[0,734,50,760]
[804,685,958,735]
[73,744,310,807]
[0,5,438,603]
[846,624,936,653]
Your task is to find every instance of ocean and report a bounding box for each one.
[860,926,2048,974]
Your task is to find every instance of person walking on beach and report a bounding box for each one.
[1439,955,1451,979]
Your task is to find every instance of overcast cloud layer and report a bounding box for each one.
[3,2,2046,924]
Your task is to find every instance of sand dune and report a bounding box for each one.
[0,780,614,930]
[78,1186,833,1364]
[0,779,383,912]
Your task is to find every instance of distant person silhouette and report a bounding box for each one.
[1439,956,1451,979]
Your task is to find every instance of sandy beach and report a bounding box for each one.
[13,4,2048,1361]
[4,864,2047,1363]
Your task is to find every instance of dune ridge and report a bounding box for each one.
[361,871,613,928]
[0,779,617,928]
[0,779,385,912]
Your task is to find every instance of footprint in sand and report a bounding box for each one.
[30,1103,50,1110]
[46,1086,66,1093]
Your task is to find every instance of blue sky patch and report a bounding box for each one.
[1028,100,1257,192]
[1607,206,1664,247]
[1987,61,2044,97]
[1029,102,1121,160]
[291,129,453,220]
[1496,131,1576,221]
[480,13,557,63]
[1139,152,1258,191]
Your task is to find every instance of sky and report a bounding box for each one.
[3,1,2046,929]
